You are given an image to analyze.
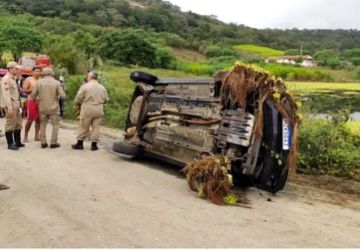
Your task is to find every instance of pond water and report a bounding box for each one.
[351,112,360,120]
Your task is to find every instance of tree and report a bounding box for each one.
[69,31,96,59]
[342,49,360,66]
[0,15,43,59]
[69,31,103,68]
[99,29,157,67]
[44,35,85,74]
[155,47,176,69]
[314,49,340,69]
[0,25,43,61]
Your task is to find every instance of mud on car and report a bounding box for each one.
[113,68,298,193]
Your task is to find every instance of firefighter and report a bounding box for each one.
[0,62,25,150]
[30,67,66,148]
[72,71,109,151]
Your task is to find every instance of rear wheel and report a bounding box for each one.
[112,140,140,156]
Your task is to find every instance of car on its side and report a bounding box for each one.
[113,71,293,193]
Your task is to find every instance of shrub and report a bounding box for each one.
[355,67,360,80]
[262,63,332,81]
[63,75,83,121]
[298,110,360,179]
[204,45,236,58]
[175,56,238,76]
[161,32,187,48]
[155,47,176,69]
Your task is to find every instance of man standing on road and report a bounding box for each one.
[22,66,42,142]
[31,68,66,149]
[72,71,109,151]
[0,61,25,150]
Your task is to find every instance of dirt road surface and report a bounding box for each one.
[0,118,359,248]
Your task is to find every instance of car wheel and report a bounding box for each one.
[130,71,158,85]
[112,140,140,156]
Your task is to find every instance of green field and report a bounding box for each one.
[286,81,360,92]
[233,44,285,57]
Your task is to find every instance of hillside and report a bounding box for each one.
[1,0,360,84]
[1,0,360,52]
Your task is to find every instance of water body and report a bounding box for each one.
[351,112,360,120]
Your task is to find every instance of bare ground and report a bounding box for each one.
[0,118,359,248]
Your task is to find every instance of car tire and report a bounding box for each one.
[112,140,140,156]
[130,71,158,85]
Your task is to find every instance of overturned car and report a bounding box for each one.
[113,64,299,194]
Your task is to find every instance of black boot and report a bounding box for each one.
[72,140,84,150]
[14,129,25,147]
[91,142,98,151]
[50,143,61,149]
[5,131,18,150]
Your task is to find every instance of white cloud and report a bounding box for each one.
[166,0,360,29]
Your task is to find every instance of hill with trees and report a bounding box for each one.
[1,0,360,80]
[1,0,360,52]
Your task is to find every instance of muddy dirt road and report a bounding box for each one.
[0,119,359,248]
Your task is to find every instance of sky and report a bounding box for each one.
[166,0,360,30]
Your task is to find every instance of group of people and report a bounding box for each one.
[0,61,109,151]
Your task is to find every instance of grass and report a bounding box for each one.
[346,121,360,135]
[286,82,360,92]
[233,44,284,57]
[167,47,207,62]
[320,68,360,83]
[175,58,236,76]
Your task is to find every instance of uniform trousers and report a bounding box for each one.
[40,113,60,145]
[77,116,103,142]
[5,109,22,132]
